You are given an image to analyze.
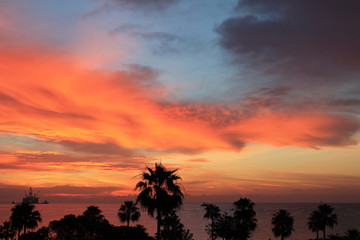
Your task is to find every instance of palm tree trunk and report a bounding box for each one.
[316,230,319,240]
[323,227,326,240]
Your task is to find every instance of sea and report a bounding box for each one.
[1,202,359,240]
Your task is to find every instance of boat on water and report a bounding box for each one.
[11,188,49,204]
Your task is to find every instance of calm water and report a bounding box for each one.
[1,202,359,240]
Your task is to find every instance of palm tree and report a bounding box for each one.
[10,203,42,239]
[135,163,184,240]
[118,200,141,227]
[79,206,109,240]
[271,209,294,240]
[201,203,221,240]
[308,210,322,240]
[82,205,106,221]
[308,204,337,240]
[233,198,257,240]
[318,204,337,240]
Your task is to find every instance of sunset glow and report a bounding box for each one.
[0,0,359,203]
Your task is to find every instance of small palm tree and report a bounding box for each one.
[308,204,337,240]
[10,203,42,239]
[201,203,221,240]
[118,200,141,227]
[319,204,337,240]
[135,163,184,240]
[271,209,294,240]
[308,210,323,239]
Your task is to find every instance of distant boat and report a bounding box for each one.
[11,200,17,204]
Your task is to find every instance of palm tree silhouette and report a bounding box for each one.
[201,203,221,240]
[10,203,41,239]
[271,209,294,240]
[308,204,337,240]
[319,204,337,240]
[82,205,106,221]
[79,206,109,240]
[118,200,141,227]
[308,210,322,239]
[135,163,184,240]
[233,198,257,240]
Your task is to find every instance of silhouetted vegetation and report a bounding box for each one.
[329,229,360,240]
[118,201,141,227]
[10,203,42,240]
[135,163,185,240]
[159,210,194,240]
[0,165,353,240]
[0,221,16,240]
[201,203,221,240]
[308,203,338,240]
[271,209,294,240]
[49,205,154,240]
[201,198,257,240]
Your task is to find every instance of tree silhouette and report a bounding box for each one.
[0,221,16,240]
[135,163,184,240]
[118,201,141,227]
[215,212,235,240]
[319,204,337,240]
[10,203,41,239]
[160,210,194,240]
[233,198,257,240]
[49,214,79,240]
[308,203,337,240]
[271,209,294,240]
[201,203,221,240]
[78,206,109,240]
[308,210,322,240]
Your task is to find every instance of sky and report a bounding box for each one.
[0,0,359,203]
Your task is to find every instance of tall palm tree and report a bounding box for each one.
[201,203,221,240]
[308,210,322,240]
[233,198,257,240]
[271,209,294,240]
[135,163,184,240]
[10,203,42,239]
[118,200,141,227]
[308,204,337,240]
[319,204,337,240]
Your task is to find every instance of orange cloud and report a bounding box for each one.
[0,46,358,157]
